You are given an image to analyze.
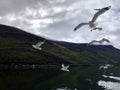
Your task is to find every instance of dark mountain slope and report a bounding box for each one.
[0,24,66,65]
[53,41,120,64]
[0,24,120,65]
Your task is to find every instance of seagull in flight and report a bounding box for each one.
[60,64,69,72]
[32,40,45,50]
[74,6,111,31]
[99,64,112,70]
[88,38,110,45]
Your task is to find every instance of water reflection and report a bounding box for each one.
[98,74,120,90]
[99,64,113,70]
[52,87,78,90]
[0,65,120,90]
[98,80,120,90]
[102,75,120,81]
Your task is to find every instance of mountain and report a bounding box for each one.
[53,41,120,64]
[0,24,120,66]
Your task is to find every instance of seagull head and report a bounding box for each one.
[104,6,111,10]
[108,6,111,9]
[74,28,77,31]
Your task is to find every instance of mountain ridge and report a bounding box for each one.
[0,24,120,66]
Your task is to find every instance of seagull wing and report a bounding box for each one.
[106,39,110,43]
[91,11,102,23]
[66,65,69,68]
[36,41,45,47]
[103,39,110,43]
[91,6,110,23]
[74,23,89,31]
[62,64,65,67]
[88,40,97,45]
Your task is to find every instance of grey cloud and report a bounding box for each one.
[0,0,33,15]
[0,0,120,48]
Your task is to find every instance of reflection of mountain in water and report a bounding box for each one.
[0,65,120,90]
[98,80,120,90]
[52,87,77,90]
[98,74,120,90]
[40,66,120,90]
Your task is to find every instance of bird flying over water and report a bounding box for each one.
[74,6,111,31]
[32,40,45,50]
[88,38,110,45]
[60,64,69,72]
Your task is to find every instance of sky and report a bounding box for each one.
[0,0,120,48]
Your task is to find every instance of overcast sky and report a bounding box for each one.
[0,0,120,48]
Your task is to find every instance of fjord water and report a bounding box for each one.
[0,65,120,90]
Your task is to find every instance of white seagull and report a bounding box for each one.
[99,64,112,70]
[74,6,111,31]
[32,40,45,50]
[60,64,69,72]
[88,38,110,45]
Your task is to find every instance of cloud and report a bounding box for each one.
[0,0,120,49]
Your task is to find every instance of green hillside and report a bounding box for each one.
[0,24,120,66]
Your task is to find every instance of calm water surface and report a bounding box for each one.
[0,65,120,90]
